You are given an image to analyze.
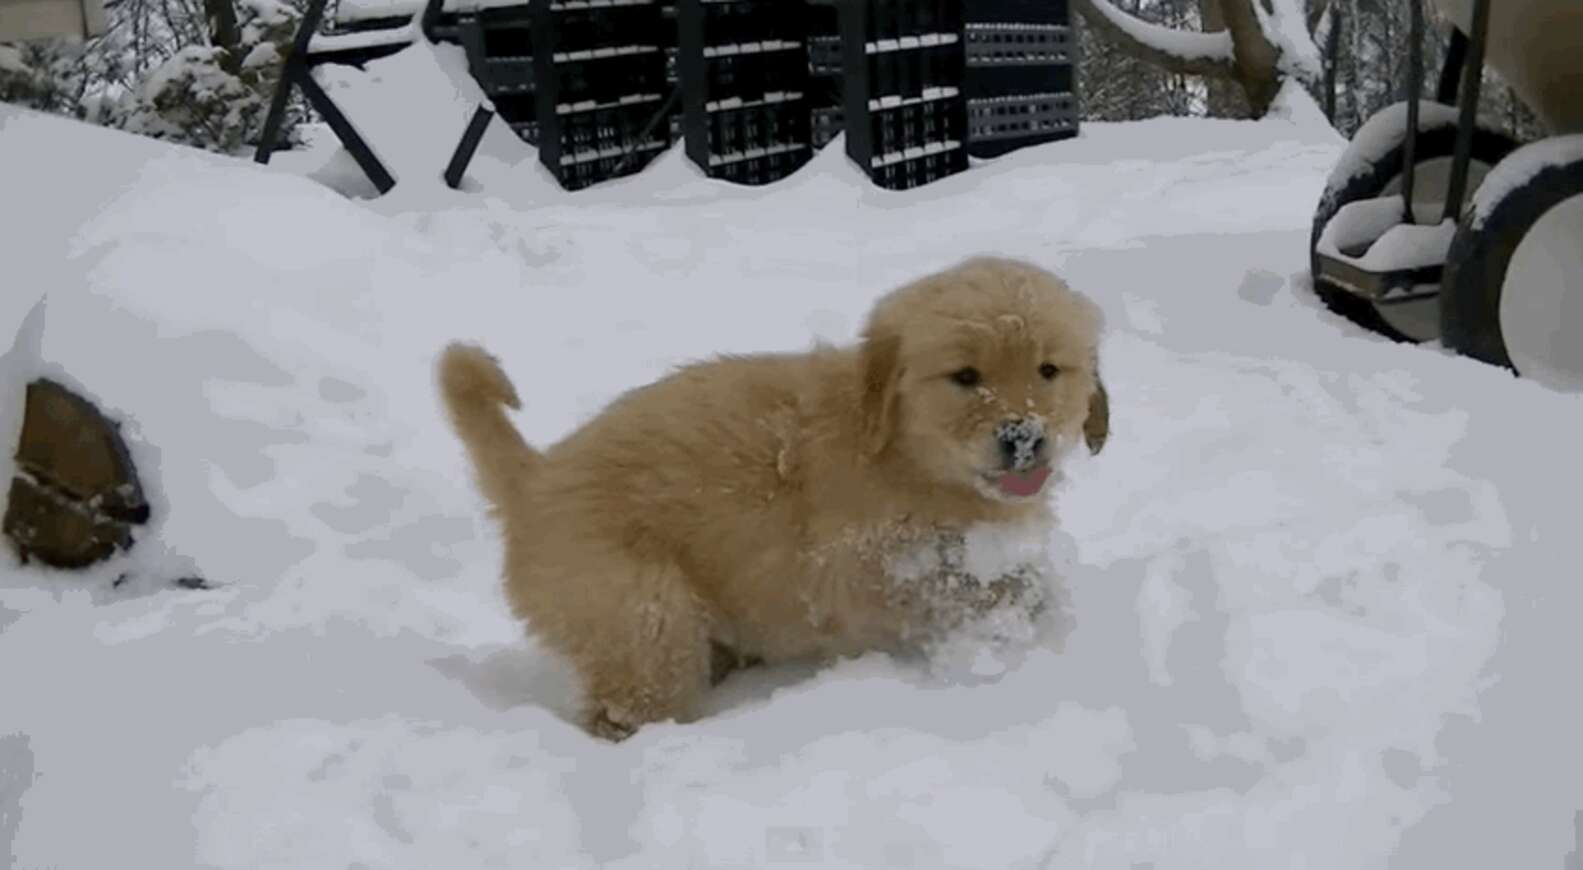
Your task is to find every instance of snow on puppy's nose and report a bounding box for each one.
[994,417,1046,471]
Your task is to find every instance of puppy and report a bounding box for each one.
[438,255,1108,739]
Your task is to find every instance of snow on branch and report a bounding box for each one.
[1257,0,1324,83]
[1073,0,1236,78]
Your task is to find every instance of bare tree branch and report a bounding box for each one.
[1072,0,1237,79]
[1306,0,1331,34]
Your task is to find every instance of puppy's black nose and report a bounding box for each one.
[997,433,1046,462]
[995,419,1046,468]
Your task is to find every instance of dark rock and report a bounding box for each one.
[3,379,150,569]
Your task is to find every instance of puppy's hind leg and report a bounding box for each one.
[570,559,715,741]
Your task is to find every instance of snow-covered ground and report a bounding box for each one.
[4,43,1583,870]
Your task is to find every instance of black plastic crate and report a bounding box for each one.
[807,33,842,75]
[964,0,1079,158]
[532,0,674,190]
[677,0,813,185]
[839,0,968,190]
[966,91,1076,147]
[438,6,539,140]
[811,104,844,148]
[804,0,843,149]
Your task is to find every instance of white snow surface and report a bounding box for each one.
[1468,133,1583,228]
[1265,77,1334,133]
[4,48,1583,870]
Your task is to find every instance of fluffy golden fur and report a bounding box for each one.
[438,255,1109,740]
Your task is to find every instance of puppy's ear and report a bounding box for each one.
[1083,372,1109,455]
[859,325,903,456]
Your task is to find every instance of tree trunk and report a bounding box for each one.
[204,0,242,74]
[1217,0,1284,116]
[1201,0,1248,117]
[1323,4,1340,120]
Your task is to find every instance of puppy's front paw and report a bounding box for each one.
[709,640,764,687]
[587,709,638,743]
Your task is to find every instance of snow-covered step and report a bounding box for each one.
[558,139,666,166]
[555,93,664,115]
[706,91,803,113]
[306,23,416,54]
[869,139,962,168]
[868,86,960,111]
[549,0,655,10]
[965,21,1068,32]
[702,40,802,58]
[865,32,959,54]
[706,141,808,167]
[552,45,659,63]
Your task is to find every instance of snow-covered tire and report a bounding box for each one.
[1309,101,1519,342]
[1441,138,1583,391]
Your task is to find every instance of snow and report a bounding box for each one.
[1255,0,1323,83]
[308,24,419,54]
[5,42,1583,870]
[1263,78,1340,142]
[326,0,534,26]
[331,0,426,22]
[1352,219,1458,272]
[0,44,28,75]
[0,297,46,558]
[1084,0,1234,67]
[1468,133,1583,228]
[1321,100,1461,198]
[1315,193,1457,272]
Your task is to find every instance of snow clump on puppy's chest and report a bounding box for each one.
[883,518,1074,677]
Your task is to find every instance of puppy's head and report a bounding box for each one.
[860,256,1108,504]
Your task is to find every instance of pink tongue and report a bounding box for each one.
[997,465,1052,497]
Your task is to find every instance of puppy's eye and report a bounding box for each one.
[1038,363,1061,380]
[950,367,981,387]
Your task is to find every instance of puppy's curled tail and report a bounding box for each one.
[437,342,539,514]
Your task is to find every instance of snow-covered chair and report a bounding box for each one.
[1309,0,1583,392]
[253,0,495,195]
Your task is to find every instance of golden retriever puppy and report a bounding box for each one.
[438,255,1108,740]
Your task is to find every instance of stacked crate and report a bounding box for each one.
[660,0,684,142]
[963,0,1079,158]
[677,0,813,185]
[531,0,674,190]
[432,5,539,143]
[838,0,968,190]
[805,0,844,150]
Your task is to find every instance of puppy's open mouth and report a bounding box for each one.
[985,465,1053,499]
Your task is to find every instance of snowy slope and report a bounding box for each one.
[4,46,1583,870]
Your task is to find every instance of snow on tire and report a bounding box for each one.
[1309,100,1518,342]
[1441,136,1583,391]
